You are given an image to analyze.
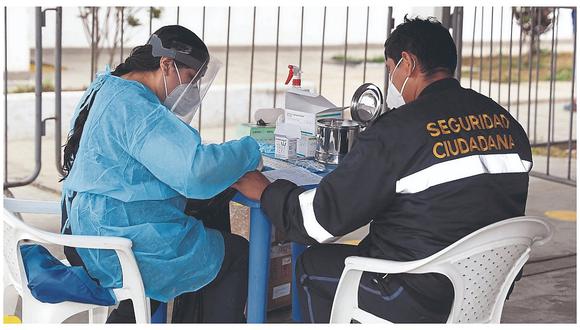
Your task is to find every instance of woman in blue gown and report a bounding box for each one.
[60,25,261,323]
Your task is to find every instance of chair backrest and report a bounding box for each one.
[3,199,61,295]
[3,198,151,323]
[4,219,23,294]
[407,217,552,323]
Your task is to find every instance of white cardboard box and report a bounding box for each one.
[285,109,343,136]
[297,135,317,157]
[274,122,301,160]
[274,135,297,160]
[284,88,342,135]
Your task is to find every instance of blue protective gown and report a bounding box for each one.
[61,68,261,302]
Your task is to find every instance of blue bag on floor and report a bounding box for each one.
[20,244,116,306]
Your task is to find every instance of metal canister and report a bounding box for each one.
[314,119,361,164]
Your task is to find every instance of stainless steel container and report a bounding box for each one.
[314,119,361,164]
[313,83,383,164]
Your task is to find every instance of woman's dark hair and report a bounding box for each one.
[384,16,457,76]
[61,25,208,181]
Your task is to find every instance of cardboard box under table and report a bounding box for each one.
[267,242,293,311]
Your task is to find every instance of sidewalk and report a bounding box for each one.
[501,176,576,323]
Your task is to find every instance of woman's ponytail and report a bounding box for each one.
[61,45,161,181]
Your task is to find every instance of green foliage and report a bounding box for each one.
[555,68,573,81]
[125,7,163,27]
[126,15,141,27]
[330,54,385,64]
[150,7,163,19]
[11,80,55,93]
[460,51,574,83]
[77,7,164,67]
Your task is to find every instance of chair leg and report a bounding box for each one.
[3,286,20,316]
[89,306,109,323]
[132,297,151,323]
[329,268,364,323]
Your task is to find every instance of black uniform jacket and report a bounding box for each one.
[261,78,532,311]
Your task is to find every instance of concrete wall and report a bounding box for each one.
[5,84,296,140]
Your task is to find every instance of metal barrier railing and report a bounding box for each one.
[453,6,576,186]
[5,7,43,188]
[4,6,64,188]
[3,6,576,188]
[3,7,7,183]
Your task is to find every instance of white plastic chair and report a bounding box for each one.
[329,216,552,324]
[3,197,151,323]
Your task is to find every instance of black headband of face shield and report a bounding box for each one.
[147,34,207,72]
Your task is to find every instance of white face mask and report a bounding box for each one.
[386,57,415,110]
[162,62,201,124]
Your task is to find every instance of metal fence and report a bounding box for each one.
[452,6,576,186]
[4,7,64,188]
[3,6,577,188]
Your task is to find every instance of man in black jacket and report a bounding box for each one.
[233,16,532,323]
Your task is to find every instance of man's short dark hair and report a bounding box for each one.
[384,16,457,76]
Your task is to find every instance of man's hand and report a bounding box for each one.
[232,170,271,201]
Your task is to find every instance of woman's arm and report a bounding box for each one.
[128,106,261,199]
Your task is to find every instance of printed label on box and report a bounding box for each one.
[272,283,291,300]
[281,256,292,266]
[270,243,292,258]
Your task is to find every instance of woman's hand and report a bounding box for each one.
[231,170,271,201]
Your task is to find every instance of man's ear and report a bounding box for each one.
[400,51,417,77]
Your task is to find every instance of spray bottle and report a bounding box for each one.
[283,64,339,158]
[285,64,303,89]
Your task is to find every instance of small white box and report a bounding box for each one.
[274,122,301,160]
[297,135,317,157]
[275,135,297,160]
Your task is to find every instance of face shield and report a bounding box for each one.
[147,34,221,124]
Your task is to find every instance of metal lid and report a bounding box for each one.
[316,118,360,128]
[350,83,384,126]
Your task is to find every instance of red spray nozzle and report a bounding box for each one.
[285,65,294,85]
[285,64,302,87]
